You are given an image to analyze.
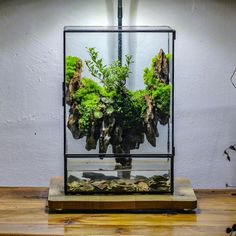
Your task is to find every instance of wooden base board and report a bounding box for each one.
[48,177,197,212]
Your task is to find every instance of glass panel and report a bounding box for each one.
[65,30,173,156]
[67,157,171,194]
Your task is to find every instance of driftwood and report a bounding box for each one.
[66,59,83,139]
[144,94,158,147]
[151,49,170,127]
[86,120,100,151]
[99,116,116,153]
[154,48,169,84]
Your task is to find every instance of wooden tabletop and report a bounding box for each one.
[0,187,235,235]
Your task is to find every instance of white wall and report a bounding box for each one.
[0,0,236,188]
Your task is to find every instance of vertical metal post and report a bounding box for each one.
[171,31,176,194]
[63,30,68,195]
[118,0,122,63]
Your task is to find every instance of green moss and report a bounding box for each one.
[151,80,171,114]
[73,77,115,132]
[131,89,148,118]
[143,53,171,116]
[143,67,155,87]
[65,56,82,84]
[165,53,171,60]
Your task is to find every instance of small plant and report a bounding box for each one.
[85,47,133,91]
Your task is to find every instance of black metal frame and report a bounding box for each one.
[63,26,176,195]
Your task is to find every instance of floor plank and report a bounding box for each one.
[0,187,235,235]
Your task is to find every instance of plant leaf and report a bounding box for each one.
[106,105,114,114]
[101,97,113,104]
[94,110,103,119]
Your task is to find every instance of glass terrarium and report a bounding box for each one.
[63,26,175,195]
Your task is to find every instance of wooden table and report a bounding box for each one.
[0,187,235,235]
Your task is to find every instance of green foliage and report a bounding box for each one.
[65,56,82,84]
[143,53,171,116]
[165,53,171,60]
[73,48,149,131]
[131,89,149,119]
[76,91,99,132]
[151,80,171,114]
[72,47,139,131]
[85,47,133,91]
[106,105,114,114]
[67,48,171,135]
[143,67,155,87]
[112,89,148,129]
[73,77,115,132]
[94,110,103,119]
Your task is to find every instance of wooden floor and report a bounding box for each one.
[0,187,235,235]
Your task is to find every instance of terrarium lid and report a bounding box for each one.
[63,26,175,33]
